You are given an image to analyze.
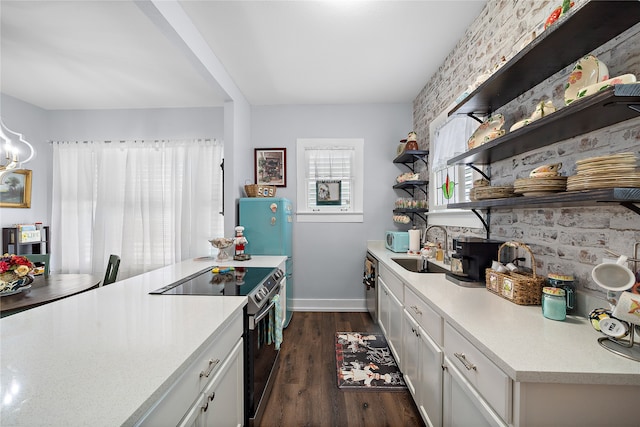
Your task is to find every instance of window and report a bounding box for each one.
[428,105,484,228]
[296,138,364,223]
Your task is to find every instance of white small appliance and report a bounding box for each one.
[385,231,409,253]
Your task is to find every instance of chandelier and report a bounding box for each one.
[0,118,35,171]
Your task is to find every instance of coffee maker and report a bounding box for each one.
[449,237,503,284]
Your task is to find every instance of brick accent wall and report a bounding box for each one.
[413,0,640,308]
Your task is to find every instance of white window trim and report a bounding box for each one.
[296,138,364,223]
[428,103,483,229]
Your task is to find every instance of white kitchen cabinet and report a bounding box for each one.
[443,322,511,423]
[378,264,404,365]
[403,308,443,427]
[178,338,244,427]
[442,356,507,427]
[136,311,244,427]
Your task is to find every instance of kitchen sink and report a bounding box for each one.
[391,258,449,274]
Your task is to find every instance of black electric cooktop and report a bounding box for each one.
[150,266,277,296]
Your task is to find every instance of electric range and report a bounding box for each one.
[149,265,284,426]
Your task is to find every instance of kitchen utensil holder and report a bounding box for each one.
[598,325,640,362]
[485,241,546,305]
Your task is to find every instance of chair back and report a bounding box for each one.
[25,254,50,277]
[102,255,121,286]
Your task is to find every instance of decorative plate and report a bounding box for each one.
[467,114,505,150]
[564,55,608,105]
[568,75,636,104]
[0,284,32,297]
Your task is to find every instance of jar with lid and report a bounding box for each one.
[542,287,566,321]
[547,273,576,313]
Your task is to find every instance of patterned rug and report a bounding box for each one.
[335,332,407,390]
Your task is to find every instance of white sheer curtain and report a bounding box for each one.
[51,139,223,279]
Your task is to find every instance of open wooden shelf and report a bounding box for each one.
[448,1,640,117]
[447,188,640,211]
[447,84,640,165]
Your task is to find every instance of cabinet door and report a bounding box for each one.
[388,283,403,367]
[442,357,506,427]
[200,338,244,427]
[417,323,443,427]
[402,309,420,398]
[378,279,391,337]
[179,338,244,427]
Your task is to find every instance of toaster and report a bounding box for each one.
[385,231,409,253]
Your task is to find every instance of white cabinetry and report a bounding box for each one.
[403,308,443,427]
[443,322,511,424]
[442,356,506,427]
[378,264,404,366]
[179,339,244,427]
[136,311,244,427]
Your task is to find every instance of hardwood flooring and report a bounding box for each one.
[258,312,425,427]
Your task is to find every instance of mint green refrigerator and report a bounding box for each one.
[239,197,293,327]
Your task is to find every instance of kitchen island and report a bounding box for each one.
[368,241,640,426]
[0,256,285,426]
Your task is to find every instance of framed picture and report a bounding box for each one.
[0,169,32,208]
[316,180,341,205]
[255,148,287,187]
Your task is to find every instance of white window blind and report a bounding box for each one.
[296,138,364,222]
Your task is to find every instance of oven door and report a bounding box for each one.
[247,294,281,426]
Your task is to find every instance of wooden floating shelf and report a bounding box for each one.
[446,188,640,210]
[447,84,640,166]
[448,1,640,117]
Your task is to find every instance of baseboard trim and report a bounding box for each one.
[291,298,367,312]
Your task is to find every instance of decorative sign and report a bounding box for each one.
[316,180,341,205]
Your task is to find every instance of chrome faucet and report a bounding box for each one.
[425,225,450,265]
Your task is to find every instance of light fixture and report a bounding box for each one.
[0,118,36,171]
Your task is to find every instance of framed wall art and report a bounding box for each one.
[255,148,286,187]
[316,180,341,205]
[0,169,32,208]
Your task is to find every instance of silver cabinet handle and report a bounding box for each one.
[454,352,477,371]
[199,358,220,378]
[201,391,216,412]
[410,305,422,316]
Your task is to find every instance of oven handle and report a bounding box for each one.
[253,299,277,325]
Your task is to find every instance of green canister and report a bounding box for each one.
[542,287,566,321]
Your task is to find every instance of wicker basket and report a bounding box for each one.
[244,184,277,198]
[485,241,545,305]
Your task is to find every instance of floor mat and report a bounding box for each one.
[336,332,407,390]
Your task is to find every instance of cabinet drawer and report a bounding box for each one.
[136,310,244,426]
[404,286,443,346]
[444,322,511,423]
[379,264,403,300]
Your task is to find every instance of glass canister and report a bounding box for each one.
[547,273,576,313]
[542,287,566,321]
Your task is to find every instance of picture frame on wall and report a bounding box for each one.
[0,169,32,208]
[255,148,287,187]
[316,180,341,205]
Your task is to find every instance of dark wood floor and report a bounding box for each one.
[258,312,425,427]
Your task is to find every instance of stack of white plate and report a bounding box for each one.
[514,176,567,196]
[567,153,640,191]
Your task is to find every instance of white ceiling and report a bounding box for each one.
[0,0,486,110]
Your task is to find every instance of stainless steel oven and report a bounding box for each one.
[150,266,284,427]
[364,252,378,323]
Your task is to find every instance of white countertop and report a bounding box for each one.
[0,256,285,426]
[367,241,640,386]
